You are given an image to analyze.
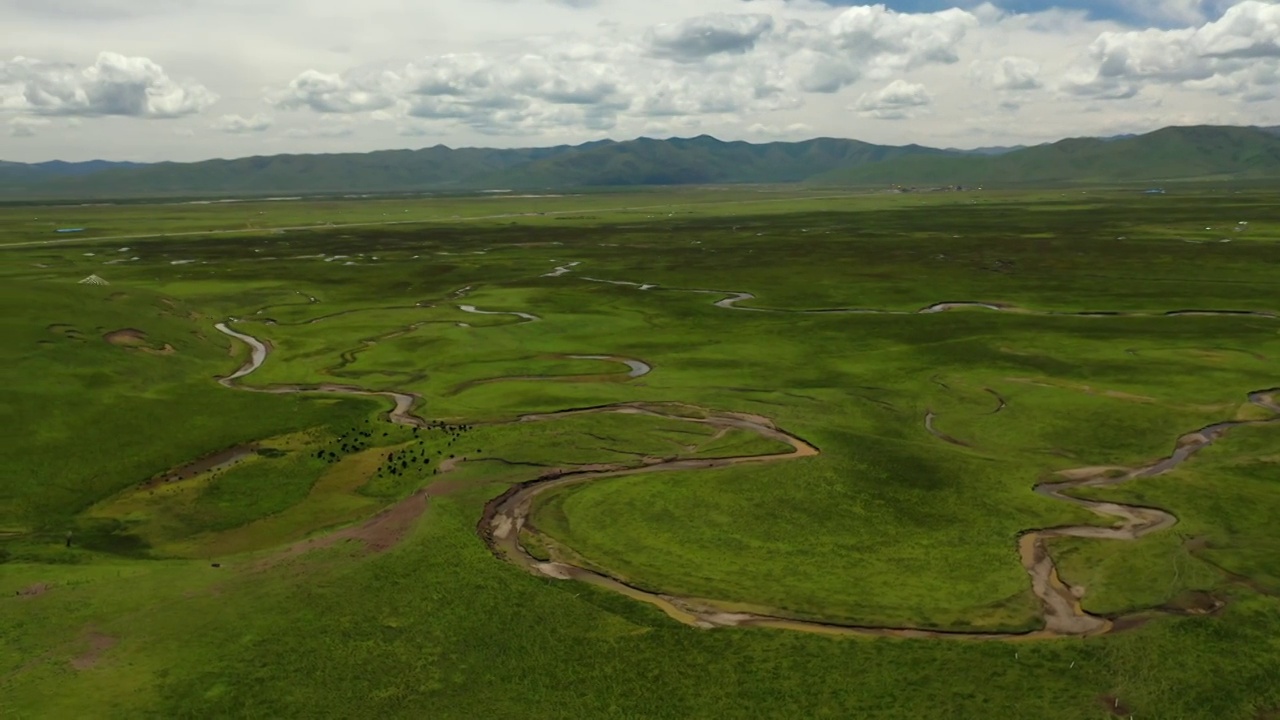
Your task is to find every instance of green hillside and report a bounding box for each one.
[17,144,594,198]
[816,126,1280,186]
[0,160,144,190]
[0,137,951,200]
[485,135,949,187]
[3,125,1279,200]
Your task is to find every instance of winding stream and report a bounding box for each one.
[215,322,427,428]
[568,355,651,378]
[459,305,541,322]
[543,262,581,278]
[446,354,653,396]
[574,279,1279,319]
[214,302,1279,640]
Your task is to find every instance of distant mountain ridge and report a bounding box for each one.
[0,159,144,188]
[814,126,1280,186]
[2,125,1279,199]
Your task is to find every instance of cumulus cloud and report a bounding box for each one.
[0,52,217,118]
[401,51,634,134]
[8,0,1278,161]
[646,13,775,62]
[825,5,977,68]
[1062,0,1280,99]
[772,5,978,94]
[212,113,272,133]
[634,66,797,118]
[272,68,399,113]
[267,5,980,136]
[853,79,933,119]
[972,56,1043,91]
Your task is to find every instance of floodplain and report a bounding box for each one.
[2,186,1279,719]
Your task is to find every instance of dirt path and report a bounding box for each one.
[214,321,1279,641]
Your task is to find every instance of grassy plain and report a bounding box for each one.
[2,186,1279,719]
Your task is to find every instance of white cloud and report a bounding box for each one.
[972,56,1043,90]
[212,112,272,133]
[0,51,217,118]
[645,14,776,62]
[272,68,399,113]
[1062,0,1280,99]
[1,0,1278,161]
[853,79,933,119]
[264,6,980,137]
[825,5,977,69]
[772,5,979,93]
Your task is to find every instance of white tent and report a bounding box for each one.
[78,274,109,286]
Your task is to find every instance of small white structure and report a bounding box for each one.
[79,274,109,286]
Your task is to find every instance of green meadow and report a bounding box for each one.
[2,187,1279,719]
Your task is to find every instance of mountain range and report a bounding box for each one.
[3,125,1279,200]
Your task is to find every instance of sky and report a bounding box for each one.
[1,0,1278,162]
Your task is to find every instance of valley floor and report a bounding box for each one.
[3,187,1279,719]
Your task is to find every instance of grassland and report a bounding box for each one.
[2,186,1279,719]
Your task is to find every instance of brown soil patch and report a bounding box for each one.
[329,490,428,553]
[1056,466,1127,480]
[103,328,149,346]
[1099,694,1133,717]
[146,444,256,488]
[1107,614,1151,633]
[1163,590,1227,615]
[17,582,50,598]
[1183,536,1211,552]
[423,477,470,497]
[1102,389,1157,402]
[259,488,434,569]
[537,463,628,480]
[70,632,117,671]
